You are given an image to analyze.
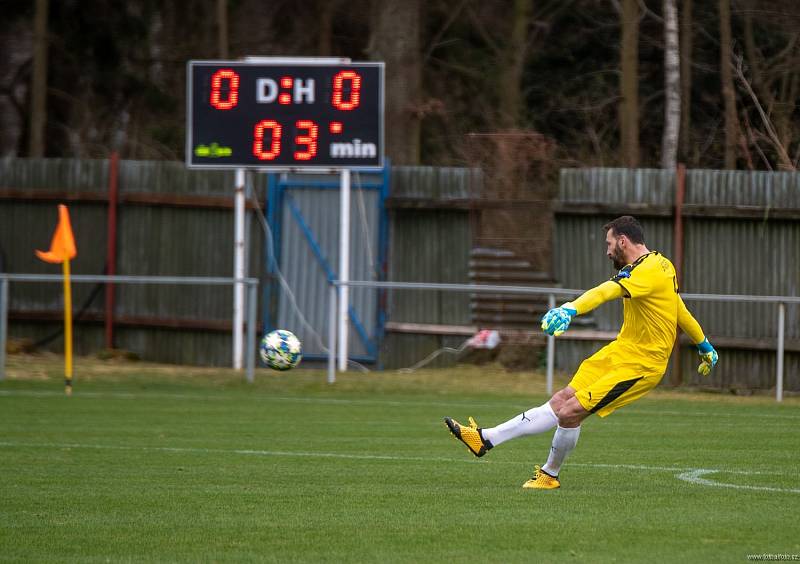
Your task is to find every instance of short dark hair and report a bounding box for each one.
[604,215,645,244]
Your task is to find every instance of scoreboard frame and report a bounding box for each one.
[186,58,385,171]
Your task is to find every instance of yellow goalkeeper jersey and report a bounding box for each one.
[609,251,680,368]
[567,250,708,413]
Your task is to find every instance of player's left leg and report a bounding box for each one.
[524,368,663,490]
[522,397,589,490]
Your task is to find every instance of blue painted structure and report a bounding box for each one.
[263,166,390,364]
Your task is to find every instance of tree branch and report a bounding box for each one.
[466,5,502,56]
[732,52,795,170]
[423,0,469,62]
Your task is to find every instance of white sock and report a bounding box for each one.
[481,402,558,447]
[542,425,581,477]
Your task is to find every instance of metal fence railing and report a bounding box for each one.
[0,274,259,383]
[329,281,800,402]
[3,275,797,402]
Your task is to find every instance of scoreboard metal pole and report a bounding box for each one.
[337,169,351,371]
[186,57,384,375]
[233,168,246,370]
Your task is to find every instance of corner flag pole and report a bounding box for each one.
[35,204,77,396]
[62,257,73,395]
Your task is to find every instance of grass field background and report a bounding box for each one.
[2,354,799,563]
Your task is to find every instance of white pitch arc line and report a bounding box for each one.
[0,441,798,492]
[568,462,784,476]
[675,469,800,494]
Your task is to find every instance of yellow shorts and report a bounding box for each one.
[568,344,665,417]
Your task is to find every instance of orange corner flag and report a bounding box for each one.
[36,204,77,263]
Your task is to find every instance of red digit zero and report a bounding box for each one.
[209,69,240,110]
[253,120,282,160]
[331,71,362,111]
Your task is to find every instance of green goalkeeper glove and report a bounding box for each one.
[696,338,718,376]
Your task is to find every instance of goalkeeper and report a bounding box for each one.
[444,215,718,490]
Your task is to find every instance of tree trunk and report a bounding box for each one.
[679,0,692,163]
[498,0,532,129]
[317,0,336,56]
[0,22,29,157]
[28,0,48,157]
[719,0,737,169]
[217,0,228,59]
[368,0,421,165]
[662,0,680,169]
[620,0,639,168]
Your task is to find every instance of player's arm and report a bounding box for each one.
[677,294,705,343]
[541,281,624,336]
[677,294,719,375]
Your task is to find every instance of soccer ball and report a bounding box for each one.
[259,329,302,370]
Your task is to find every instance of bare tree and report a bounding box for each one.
[733,54,795,170]
[620,0,639,167]
[719,0,738,168]
[317,0,337,56]
[28,0,48,157]
[368,0,421,164]
[498,0,533,129]
[742,2,799,155]
[679,0,692,162]
[217,0,228,59]
[0,22,30,157]
[662,0,680,168]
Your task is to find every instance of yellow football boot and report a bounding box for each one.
[522,465,560,490]
[444,416,493,458]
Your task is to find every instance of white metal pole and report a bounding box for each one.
[338,168,351,372]
[246,281,257,383]
[0,277,8,381]
[328,284,337,384]
[233,168,246,370]
[546,293,555,396]
[777,302,785,402]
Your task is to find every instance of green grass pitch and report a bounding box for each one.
[1,357,799,562]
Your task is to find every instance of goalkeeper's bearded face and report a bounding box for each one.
[606,232,626,270]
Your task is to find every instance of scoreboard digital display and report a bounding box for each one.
[186,60,384,170]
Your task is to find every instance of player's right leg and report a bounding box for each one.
[444,346,610,458]
[443,416,493,457]
[444,387,571,457]
[478,390,569,446]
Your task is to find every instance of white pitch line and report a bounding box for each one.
[0,441,798,493]
[0,441,484,464]
[0,390,512,410]
[623,408,800,421]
